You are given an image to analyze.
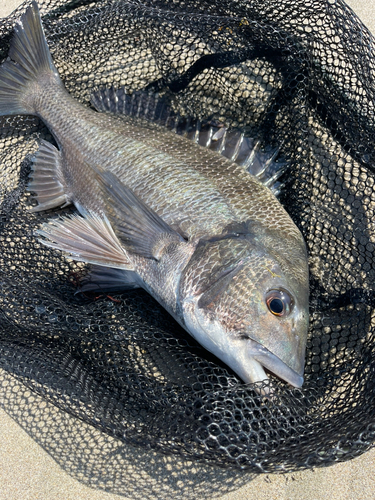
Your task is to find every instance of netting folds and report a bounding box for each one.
[1,0,375,476]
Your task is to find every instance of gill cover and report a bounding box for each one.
[179,229,309,388]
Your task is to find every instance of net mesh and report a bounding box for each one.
[1,0,375,476]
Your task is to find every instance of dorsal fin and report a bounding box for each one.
[91,87,288,195]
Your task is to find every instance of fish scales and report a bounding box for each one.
[32,66,296,233]
[34,79,300,244]
[0,2,309,393]
[34,86,231,233]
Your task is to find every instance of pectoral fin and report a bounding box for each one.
[37,212,134,269]
[96,170,184,260]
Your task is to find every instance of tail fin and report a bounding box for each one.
[0,1,61,116]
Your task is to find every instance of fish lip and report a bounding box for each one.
[249,342,304,388]
[183,298,304,388]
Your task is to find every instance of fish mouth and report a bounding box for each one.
[242,340,304,388]
[182,301,304,391]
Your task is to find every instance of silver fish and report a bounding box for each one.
[0,2,309,392]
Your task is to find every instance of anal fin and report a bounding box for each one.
[28,139,70,212]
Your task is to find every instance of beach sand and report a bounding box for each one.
[0,1,374,498]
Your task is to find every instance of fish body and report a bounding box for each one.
[0,2,309,391]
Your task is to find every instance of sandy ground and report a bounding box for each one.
[0,0,375,499]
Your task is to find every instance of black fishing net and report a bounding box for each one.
[1,0,375,487]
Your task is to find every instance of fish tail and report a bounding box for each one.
[0,1,62,116]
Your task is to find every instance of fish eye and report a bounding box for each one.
[265,289,293,317]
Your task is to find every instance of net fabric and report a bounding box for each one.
[0,0,375,474]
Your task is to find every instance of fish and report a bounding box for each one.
[0,2,309,392]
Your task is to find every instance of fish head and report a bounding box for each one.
[179,225,309,390]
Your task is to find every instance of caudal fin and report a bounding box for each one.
[0,1,61,116]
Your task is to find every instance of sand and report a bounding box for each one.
[0,0,374,498]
